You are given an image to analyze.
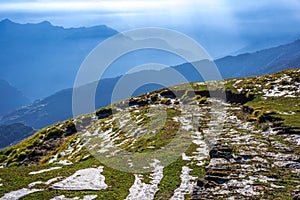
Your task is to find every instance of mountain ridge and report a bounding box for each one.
[2,38,300,130]
[0,79,30,117]
[1,19,300,100]
[0,19,119,100]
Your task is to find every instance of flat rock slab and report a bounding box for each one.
[50,195,98,200]
[51,166,107,191]
[29,167,62,175]
[0,188,43,200]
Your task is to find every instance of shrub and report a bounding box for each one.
[0,155,7,163]
[96,106,113,116]
[18,152,27,161]
[44,128,63,140]
[2,148,13,156]
[137,98,149,106]
[150,94,159,103]
[8,161,19,167]
[174,99,180,105]
[96,106,115,119]
[161,98,171,105]
[257,110,277,123]
[247,109,277,123]
[194,95,201,100]
[253,109,261,117]
[197,97,208,105]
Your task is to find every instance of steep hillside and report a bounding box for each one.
[0,123,34,149]
[0,72,166,129]
[215,39,300,78]
[173,39,300,79]
[0,68,299,199]
[0,77,122,129]
[0,79,30,116]
[0,89,74,130]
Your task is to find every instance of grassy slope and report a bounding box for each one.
[246,97,300,126]
[0,68,299,199]
[0,157,134,200]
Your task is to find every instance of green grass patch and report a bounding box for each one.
[0,157,134,200]
[245,97,300,127]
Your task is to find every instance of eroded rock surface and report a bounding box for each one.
[192,103,300,199]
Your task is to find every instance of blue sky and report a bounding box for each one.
[1,0,300,57]
[1,0,299,29]
[0,0,239,29]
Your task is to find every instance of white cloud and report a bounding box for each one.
[5,0,299,58]
[0,0,239,30]
[0,0,188,12]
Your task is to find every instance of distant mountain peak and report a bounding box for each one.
[0,18,15,25]
[37,20,53,26]
[0,79,30,117]
[0,19,54,28]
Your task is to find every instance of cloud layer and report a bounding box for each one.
[1,0,300,57]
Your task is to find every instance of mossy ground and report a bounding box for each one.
[0,68,299,199]
[245,97,300,127]
[0,157,134,200]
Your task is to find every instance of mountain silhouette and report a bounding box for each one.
[0,19,118,100]
[0,79,30,116]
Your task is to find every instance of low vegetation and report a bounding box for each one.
[0,68,299,199]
